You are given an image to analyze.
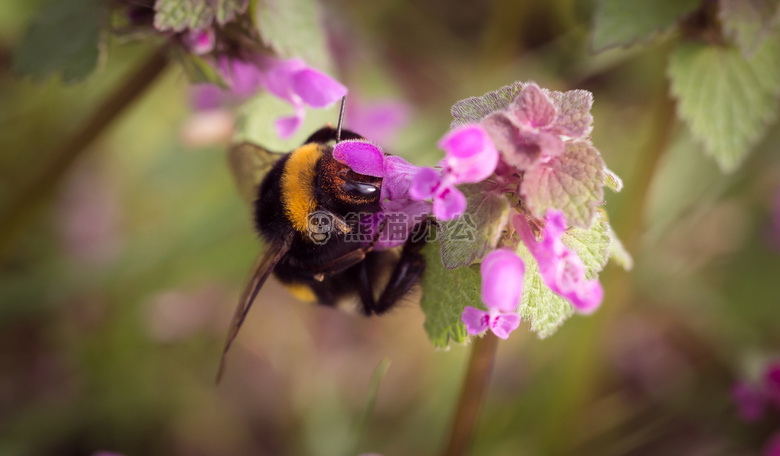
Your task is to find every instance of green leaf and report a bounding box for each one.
[591,0,702,52]
[561,208,610,279]
[607,225,634,271]
[215,0,248,25]
[439,183,509,269]
[719,0,780,57]
[12,0,104,82]
[516,244,574,338]
[420,241,481,348]
[154,0,248,32]
[521,140,605,229]
[668,39,780,172]
[256,0,331,71]
[175,51,227,86]
[450,82,527,128]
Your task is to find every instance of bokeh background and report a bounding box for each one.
[2,0,780,455]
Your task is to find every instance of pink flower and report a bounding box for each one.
[409,124,498,220]
[183,29,215,55]
[345,98,410,148]
[765,362,780,407]
[196,56,347,138]
[461,249,524,339]
[514,210,603,313]
[731,381,766,422]
[481,83,592,171]
[332,140,430,249]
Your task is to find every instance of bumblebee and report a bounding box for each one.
[218,119,430,379]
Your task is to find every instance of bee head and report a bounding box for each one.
[318,152,382,213]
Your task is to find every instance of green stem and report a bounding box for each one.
[0,48,169,256]
[441,333,499,456]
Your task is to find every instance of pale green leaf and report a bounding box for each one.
[521,140,605,229]
[154,0,213,32]
[591,0,702,52]
[420,241,481,348]
[13,0,104,82]
[719,0,780,57]
[668,39,780,172]
[516,244,574,338]
[256,0,331,71]
[450,82,527,128]
[561,208,610,279]
[607,225,634,271]
[439,183,509,269]
[215,0,248,25]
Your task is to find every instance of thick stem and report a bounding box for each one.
[442,333,499,456]
[0,48,168,255]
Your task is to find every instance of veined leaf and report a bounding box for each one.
[668,39,780,172]
[591,0,702,52]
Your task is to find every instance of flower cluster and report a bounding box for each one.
[409,81,613,340]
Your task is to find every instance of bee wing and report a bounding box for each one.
[216,233,293,383]
[228,142,285,205]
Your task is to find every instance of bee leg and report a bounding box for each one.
[310,216,388,276]
[364,219,433,315]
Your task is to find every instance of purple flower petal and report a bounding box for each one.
[382,155,420,200]
[514,210,603,313]
[409,167,442,200]
[490,312,521,339]
[345,99,410,147]
[290,67,348,108]
[254,56,307,104]
[731,381,766,422]
[765,362,780,407]
[332,140,385,177]
[218,57,265,99]
[432,186,466,221]
[191,84,226,111]
[438,124,499,184]
[275,111,304,139]
[184,28,215,55]
[481,249,525,312]
[462,306,490,335]
[509,83,557,129]
[509,83,558,128]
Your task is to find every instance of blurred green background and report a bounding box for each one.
[2,0,780,455]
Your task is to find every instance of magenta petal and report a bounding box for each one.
[333,140,385,177]
[765,362,780,407]
[290,67,348,108]
[490,313,521,339]
[439,124,499,184]
[255,56,306,104]
[462,307,490,335]
[275,112,304,139]
[409,167,442,200]
[764,432,780,456]
[185,28,215,55]
[510,83,557,129]
[567,279,603,314]
[731,381,766,422]
[191,84,226,111]
[433,186,466,221]
[219,57,265,99]
[382,155,421,200]
[481,249,525,312]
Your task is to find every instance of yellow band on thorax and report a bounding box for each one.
[281,144,323,233]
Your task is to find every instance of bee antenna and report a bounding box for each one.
[336,95,347,143]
